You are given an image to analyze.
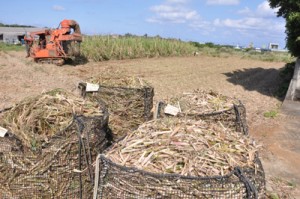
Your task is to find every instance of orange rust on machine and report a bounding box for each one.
[24,19,82,65]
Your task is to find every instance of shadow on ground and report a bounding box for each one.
[223,66,293,100]
[65,55,89,66]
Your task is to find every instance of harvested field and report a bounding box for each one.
[0,51,300,197]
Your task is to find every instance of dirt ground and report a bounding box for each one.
[0,51,299,197]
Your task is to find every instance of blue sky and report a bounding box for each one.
[0,0,285,48]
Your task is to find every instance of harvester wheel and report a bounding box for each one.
[55,59,65,66]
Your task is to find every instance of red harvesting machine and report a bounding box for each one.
[24,19,82,66]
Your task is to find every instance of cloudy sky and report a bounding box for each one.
[0,0,285,48]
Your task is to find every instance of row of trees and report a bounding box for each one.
[0,23,34,28]
[269,0,300,57]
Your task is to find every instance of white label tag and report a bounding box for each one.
[0,126,8,137]
[164,104,180,116]
[86,82,100,92]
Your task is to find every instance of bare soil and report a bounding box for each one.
[0,51,299,197]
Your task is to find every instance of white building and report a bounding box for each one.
[0,27,44,44]
[269,43,279,50]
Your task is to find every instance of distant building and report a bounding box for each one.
[110,34,120,39]
[269,43,279,50]
[234,44,241,50]
[255,47,261,52]
[0,27,44,44]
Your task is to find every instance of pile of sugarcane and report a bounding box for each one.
[164,89,240,115]
[88,69,151,89]
[0,89,104,151]
[0,89,109,198]
[83,70,154,140]
[105,118,260,177]
[159,89,249,134]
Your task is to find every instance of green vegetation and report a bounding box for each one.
[0,32,294,63]
[263,109,279,118]
[269,193,280,199]
[269,0,300,57]
[239,50,294,62]
[0,23,35,28]
[191,42,294,62]
[81,35,197,61]
[0,42,25,52]
[81,35,294,62]
[276,61,295,97]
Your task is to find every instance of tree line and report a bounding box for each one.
[0,23,35,28]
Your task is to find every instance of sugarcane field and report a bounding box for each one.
[0,47,299,199]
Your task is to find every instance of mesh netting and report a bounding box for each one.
[157,102,249,135]
[79,83,154,140]
[0,113,110,199]
[93,154,265,199]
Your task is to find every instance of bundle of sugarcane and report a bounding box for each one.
[164,89,240,115]
[0,89,109,198]
[105,118,260,177]
[82,69,154,140]
[159,89,248,134]
[0,89,104,151]
[88,69,151,89]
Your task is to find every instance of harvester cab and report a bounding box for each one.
[24,19,82,66]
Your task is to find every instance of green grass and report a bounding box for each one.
[269,193,280,199]
[195,46,294,63]
[188,42,295,62]
[0,42,25,52]
[239,50,294,63]
[81,35,198,61]
[263,110,279,118]
[81,36,294,62]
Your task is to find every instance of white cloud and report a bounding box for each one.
[147,0,284,45]
[226,1,284,33]
[256,1,278,17]
[214,18,261,29]
[148,3,200,24]
[206,0,239,5]
[52,5,65,11]
[148,1,214,35]
[211,1,285,46]
[237,1,278,17]
[189,20,215,34]
[212,16,285,47]
[213,17,285,33]
[237,7,251,15]
[166,0,189,4]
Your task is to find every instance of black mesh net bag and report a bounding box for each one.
[0,89,111,199]
[155,89,248,135]
[93,155,265,199]
[93,118,265,199]
[78,74,154,140]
